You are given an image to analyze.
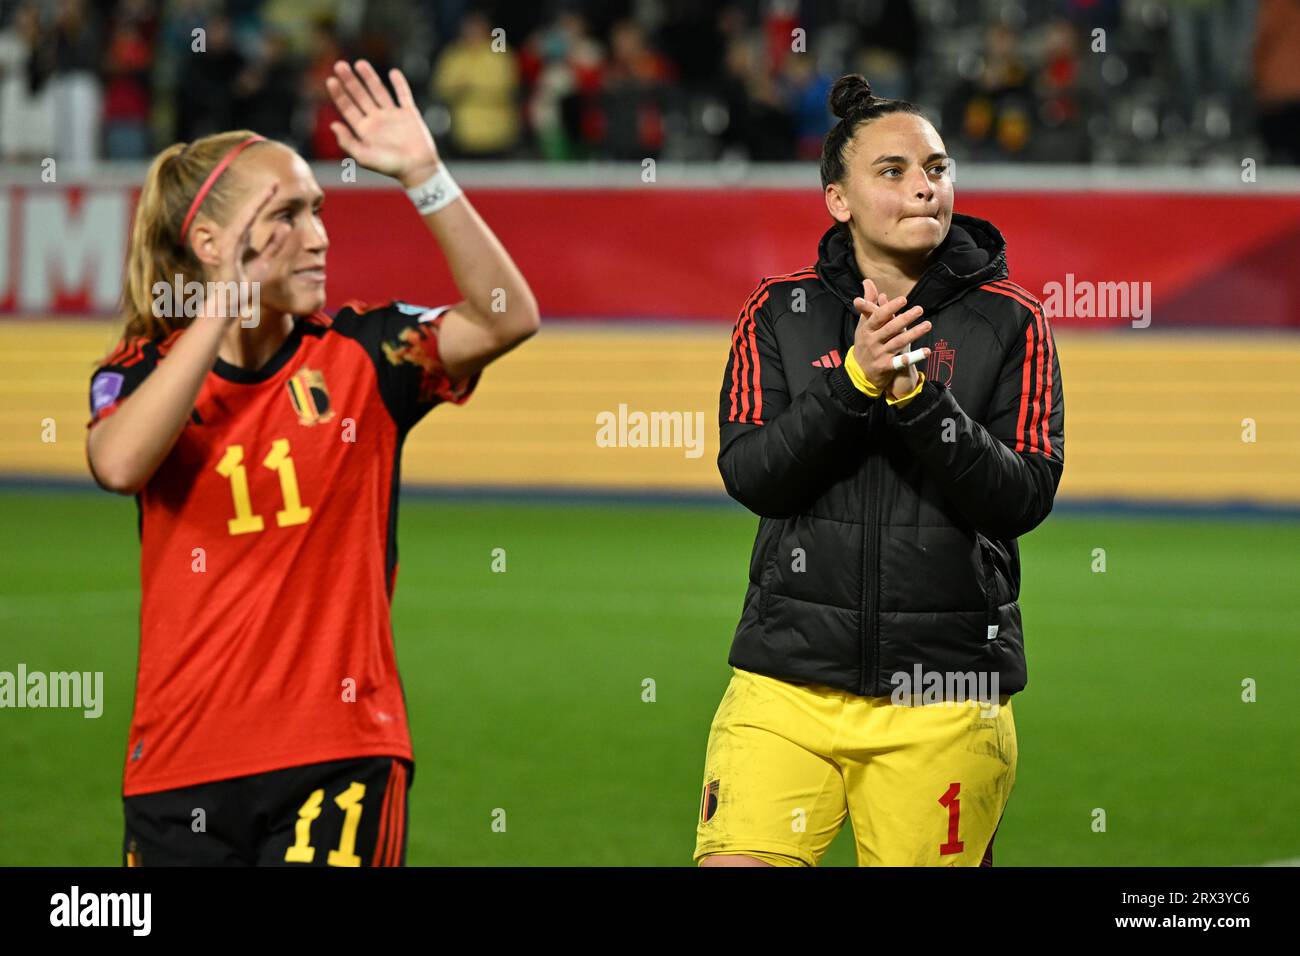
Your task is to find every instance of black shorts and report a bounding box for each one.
[122,756,412,866]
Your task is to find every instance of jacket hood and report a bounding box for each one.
[815,212,1008,316]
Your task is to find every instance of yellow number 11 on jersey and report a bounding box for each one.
[215,438,312,536]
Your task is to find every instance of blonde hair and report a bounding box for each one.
[115,130,273,348]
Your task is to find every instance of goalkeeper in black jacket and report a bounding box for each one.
[694,75,1065,867]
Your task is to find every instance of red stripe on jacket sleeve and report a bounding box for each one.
[727,288,758,422]
[727,270,817,425]
[1027,306,1046,454]
[1038,305,1055,455]
[983,281,1051,455]
[1015,320,1035,452]
[729,282,768,424]
[745,290,770,424]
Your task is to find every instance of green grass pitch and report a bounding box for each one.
[0,488,1295,866]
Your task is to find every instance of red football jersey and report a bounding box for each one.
[86,301,476,796]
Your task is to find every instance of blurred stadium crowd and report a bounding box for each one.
[0,0,1296,169]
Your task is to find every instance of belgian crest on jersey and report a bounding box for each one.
[286,367,335,426]
[926,338,956,387]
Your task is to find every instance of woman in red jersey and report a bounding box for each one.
[86,60,538,866]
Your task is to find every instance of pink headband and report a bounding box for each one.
[179,135,267,241]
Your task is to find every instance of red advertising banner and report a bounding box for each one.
[4,184,1297,327]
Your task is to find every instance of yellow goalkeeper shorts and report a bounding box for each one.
[694,667,1017,867]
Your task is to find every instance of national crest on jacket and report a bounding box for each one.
[926,338,956,386]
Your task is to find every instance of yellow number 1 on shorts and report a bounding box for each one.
[938,782,965,856]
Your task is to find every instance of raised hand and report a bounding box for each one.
[326,60,441,187]
[205,182,291,323]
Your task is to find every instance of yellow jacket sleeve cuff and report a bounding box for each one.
[843,347,883,397]
[886,370,926,407]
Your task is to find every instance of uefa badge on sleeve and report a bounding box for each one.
[91,371,125,416]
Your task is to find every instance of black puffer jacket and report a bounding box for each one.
[717,213,1065,697]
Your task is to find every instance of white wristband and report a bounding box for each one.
[406,166,462,215]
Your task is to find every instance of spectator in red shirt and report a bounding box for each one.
[103,1,156,159]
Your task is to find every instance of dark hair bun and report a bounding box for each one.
[829,74,876,119]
